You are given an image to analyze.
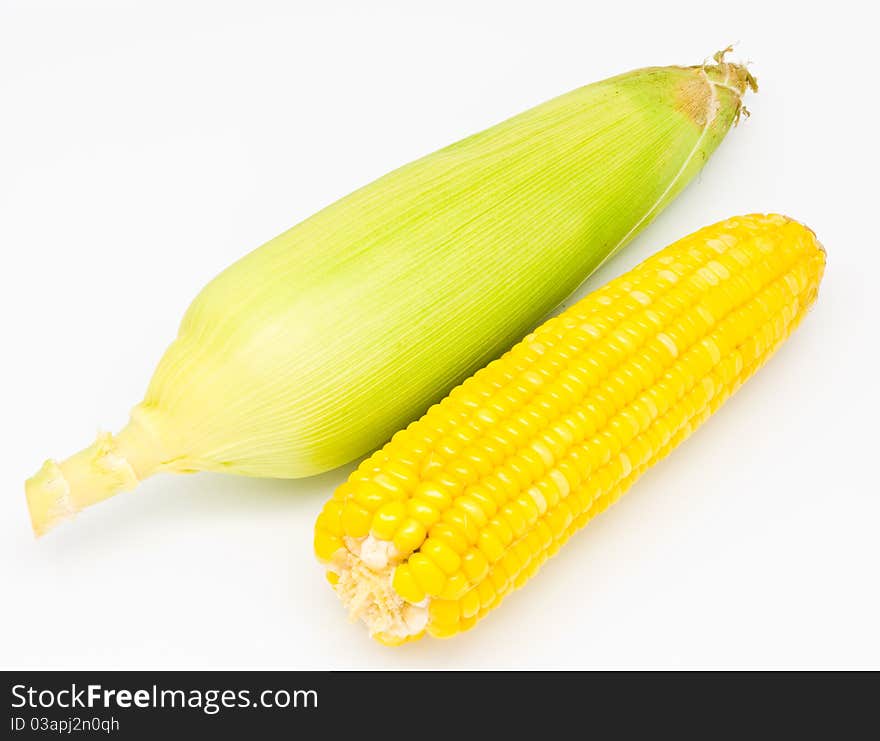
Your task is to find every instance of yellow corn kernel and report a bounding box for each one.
[500,503,528,539]
[477,528,506,563]
[476,578,496,610]
[486,518,514,548]
[413,481,454,510]
[392,518,427,557]
[429,599,461,627]
[406,498,441,528]
[319,214,825,644]
[314,530,343,562]
[341,502,372,538]
[455,496,489,528]
[460,548,490,584]
[428,522,469,555]
[441,507,481,544]
[460,588,482,620]
[439,572,471,601]
[426,622,460,639]
[370,500,407,541]
[373,472,408,497]
[408,553,447,596]
[463,485,498,518]
[513,492,541,527]
[315,501,343,535]
[353,481,389,511]
[420,538,462,576]
[392,564,426,604]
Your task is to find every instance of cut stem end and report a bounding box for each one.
[25,420,161,537]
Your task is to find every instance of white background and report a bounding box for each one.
[1,0,877,670]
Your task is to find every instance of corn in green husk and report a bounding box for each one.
[26,52,755,535]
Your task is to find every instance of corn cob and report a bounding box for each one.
[315,214,826,644]
[26,53,755,536]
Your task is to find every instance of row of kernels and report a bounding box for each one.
[434,243,804,580]
[530,314,567,341]
[591,389,620,425]
[393,564,468,606]
[392,532,490,603]
[340,501,372,538]
[585,429,615,470]
[563,313,612,343]
[701,312,738,358]
[381,430,416,464]
[503,351,547,383]
[407,498,440,528]
[463,363,510,396]
[730,267,767,307]
[372,463,419,496]
[420,402,466,434]
[599,231,811,511]
[374,414,461,480]
[582,322,751,511]
[643,379,674,420]
[450,254,712,466]
[429,521,470,556]
[444,488,585,632]
[662,364,693,409]
[444,389,490,417]
[607,367,643,409]
[434,424,480,461]
[502,455,534,490]
[651,276,695,314]
[538,425,572,462]
[369,500,407,540]
[674,310,710,349]
[712,246,755,282]
[711,299,769,360]
[449,373,494,400]
[441,571,470,600]
[440,505,479,544]
[627,275,667,306]
[558,335,750,550]
[676,341,719,389]
[462,485,499,520]
[480,470,519,506]
[351,481,392,511]
[420,537,461,575]
[554,456,583,496]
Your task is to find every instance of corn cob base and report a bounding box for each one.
[315,214,826,644]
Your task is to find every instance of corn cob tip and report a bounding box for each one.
[708,46,758,93]
[25,421,160,537]
[676,47,757,127]
[768,215,826,261]
[797,219,826,256]
[709,47,757,123]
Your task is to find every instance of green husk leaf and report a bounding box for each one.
[26,53,754,535]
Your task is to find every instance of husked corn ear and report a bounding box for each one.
[26,52,754,536]
[316,214,826,644]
